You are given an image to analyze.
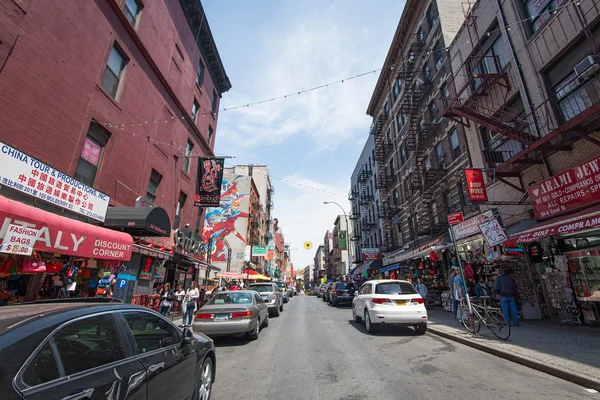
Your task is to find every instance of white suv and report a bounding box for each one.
[352,280,428,335]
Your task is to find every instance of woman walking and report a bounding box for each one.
[159,283,175,316]
[182,281,199,327]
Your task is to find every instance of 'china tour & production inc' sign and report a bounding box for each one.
[528,155,600,220]
[0,141,110,221]
[464,169,488,202]
[194,157,225,207]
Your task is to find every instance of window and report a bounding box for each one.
[426,3,437,28]
[457,182,467,209]
[208,126,214,143]
[183,140,194,173]
[433,42,443,71]
[417,26,425,43]
[74,123,109,186]
[393,78,402,99]
[393,189,399,206]
[146,169,162,202]
[522,0,567,33]
[53,315,126,376]
[445,192,454,213]
[491,37,509,69]
[174,192,187,228]
[192,99,200,121]
[23,343,59,386]
[396,112,406,131]
[211,90,218,114]
[384,101,390,118]
[449,128,461,159]
[429,101,438,121]
[101,44,128,98]
[436,142,445,168]
[376,281,417,295]
[432,202,439,225]
[400,145,408,165]
[122,312,180,353]
[124,0,143,27]
[423,64,430,81]
[196,60,205,86]
[441,82,450,105]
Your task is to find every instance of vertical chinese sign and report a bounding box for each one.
[464,168,488,202]
[338,231,347,250]
[194,158,225,207]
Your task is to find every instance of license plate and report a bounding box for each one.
[214,314,229,321]
[396,300,406,306]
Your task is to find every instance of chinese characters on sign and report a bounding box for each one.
[479,218,508,247]
[361,248,381,261]
[464,169,488,202]
[528,155,600,220]
[0,141,110,221]
[194,157,225,207]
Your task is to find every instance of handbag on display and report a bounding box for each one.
[21,259,47,273]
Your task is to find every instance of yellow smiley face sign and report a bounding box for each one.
[304,241,312,250]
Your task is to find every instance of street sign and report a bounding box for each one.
[251,246,267,256]
[118,279,127,289]
[447,212,464,225]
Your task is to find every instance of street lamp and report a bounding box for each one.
[323,201,353,277]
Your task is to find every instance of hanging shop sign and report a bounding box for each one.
[528,155,600,220]
[361,248,382,260]
[251,245,267,256]
[447,211,464,225]
[464,169,488,201]
[194,157,225,207]
[0,196,133,260]
[0,141,111,221]
[0,224,39,256]
[338,231,347,250]
[504,244,525,257]
[453,210,494,240]
[479,218,508,246]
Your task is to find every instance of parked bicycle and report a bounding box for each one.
[459,296,511,340]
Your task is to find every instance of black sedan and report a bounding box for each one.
[329,282,357,306]
[0,298,216,400]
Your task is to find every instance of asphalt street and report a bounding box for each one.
[210,295,597,400]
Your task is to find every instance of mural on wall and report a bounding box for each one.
[202,175,249,262]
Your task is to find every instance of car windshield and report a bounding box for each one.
[209,292,253,305]
[335,282,355,290]
[248,285,273,293]
[275,282,285,288]
[375,282,417,295]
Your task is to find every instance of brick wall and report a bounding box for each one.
[0,0,226,230]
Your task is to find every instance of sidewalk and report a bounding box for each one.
[427,308,600,390]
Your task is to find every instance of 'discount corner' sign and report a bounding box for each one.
[0,141,110,222]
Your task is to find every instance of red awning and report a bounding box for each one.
[509,205,600,243]
[243,268,258,276]
[0,195,133,260]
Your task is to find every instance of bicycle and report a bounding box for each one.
[459,296,511,340]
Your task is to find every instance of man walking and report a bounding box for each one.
[454,268,467,320]
[493,269,520,326]
[448,268,458,318]
[416,278,428,307]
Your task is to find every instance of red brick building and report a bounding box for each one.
[0,0,231,233]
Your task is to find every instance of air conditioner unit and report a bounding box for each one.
[574,55,598,78]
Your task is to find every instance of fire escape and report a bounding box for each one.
[443,1,600,179]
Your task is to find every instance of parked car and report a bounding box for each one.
[352,280,428,335]
[322,282,336,302]
[329,281,357,306]
[0,298,216,400]
[317,283,328,298]
[274,281,289,303]
[247,283,284,316]
[194,290,269,340]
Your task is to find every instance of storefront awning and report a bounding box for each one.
[509,205,600,243]
[350,260,373,275]
[0,195,133,260]
[216,271,245,279]
[103,207,171,237]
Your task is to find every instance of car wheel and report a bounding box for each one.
[197,357,213,400]
[331,299,337,307]
[279,303,284,312]
[272,307,280,317]
[414,323,427,335]
[364,310,376,334]
[264,313,269,327]
[352,306,362,323]
[248,319,260,340]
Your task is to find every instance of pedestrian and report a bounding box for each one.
[182,281,199,327]
[230,281,238,291]
[416,278,428,307]
[453,268,467,320]
[239,280,244,289]
[175,284,185,314]
[448,268,458,318]
[159,283,174,316]
[493,269,520,326]
[475,276,491,298]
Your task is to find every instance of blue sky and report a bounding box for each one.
[204,0,405,270]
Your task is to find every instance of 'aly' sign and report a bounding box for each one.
[528,155,600,220]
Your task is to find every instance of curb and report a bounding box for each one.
[428,325,600,391]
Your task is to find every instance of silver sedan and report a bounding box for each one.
[193,290,269,340]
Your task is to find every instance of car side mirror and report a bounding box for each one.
[354,291,358,296]
[182,328,193,345]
